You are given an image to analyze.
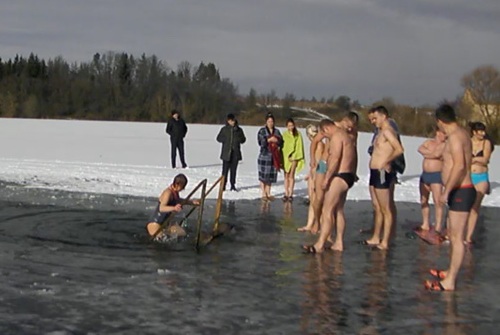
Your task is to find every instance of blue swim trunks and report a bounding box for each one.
[471,172,489,185]
[316,160,327,174]
[420,171,442,185]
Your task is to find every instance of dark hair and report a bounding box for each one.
[266,112,275,121]
[469,121,486,132]
[318,119,334,132]
[347,111,359,124]
[227,113,235,121]
[435,104,456,123]
[372,105,389,116]
[171,109,180,116]
[173,173,188,188]
[286,118,298,136]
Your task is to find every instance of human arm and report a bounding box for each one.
[472,140,492,166]
[182,120,188,138]
[382,129,404,169]
[158,189,183,213]
[216,127,226,143]
[322,133,343,190]
[309,133,326,169]
[418,140,444,159]
[441,134,468,202]
[238,127,246,144]
[166,120,172,135]
[257,128,268,148]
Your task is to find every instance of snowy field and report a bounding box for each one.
[0,118,499,207]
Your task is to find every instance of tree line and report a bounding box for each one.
[0,53,498,141]
[0,52,240,123]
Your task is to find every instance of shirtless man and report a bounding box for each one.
[303,112,357,253]
[417,128,446,232]
[425,104,475,291]
[364,107,404,250]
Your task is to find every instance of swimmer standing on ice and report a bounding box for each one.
[146,173,199,241]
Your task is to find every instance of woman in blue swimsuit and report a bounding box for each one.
[466,122,495,245]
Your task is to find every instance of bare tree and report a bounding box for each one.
[461,65,500,132]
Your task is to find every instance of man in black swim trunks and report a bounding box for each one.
[304,111,358,253]
[365,107,404,250]
[425,105,475,292]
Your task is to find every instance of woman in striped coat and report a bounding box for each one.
[257,113,283,201]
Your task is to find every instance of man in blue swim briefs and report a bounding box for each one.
[303,111,358,253]
[364,106,404,250]
[417,128,446,233]
[424,104,476,292]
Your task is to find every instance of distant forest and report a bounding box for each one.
[0,52,497,140]
[0,52,245,123]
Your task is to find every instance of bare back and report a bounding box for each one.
[442,127,473,188]
[329,128,356,173]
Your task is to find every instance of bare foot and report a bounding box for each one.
[297,226,312,232]
[376,243,388,250]
[362,239,380,246]
[330,242,344,252]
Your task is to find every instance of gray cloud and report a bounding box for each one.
[0,0,499,105]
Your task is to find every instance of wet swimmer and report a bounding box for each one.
[146,173,199,242]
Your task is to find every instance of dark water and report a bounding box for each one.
[1,182,499,334]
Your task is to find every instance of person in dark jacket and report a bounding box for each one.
[216,113,246,191]
[166,110,188,169]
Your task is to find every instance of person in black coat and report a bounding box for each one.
[216,113,246,191]
[166,110,188,169]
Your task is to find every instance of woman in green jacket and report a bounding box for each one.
[282,118,305,202]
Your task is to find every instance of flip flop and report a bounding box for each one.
[302,245,317,254]
[425,280,452,291]
[429,269,447,280]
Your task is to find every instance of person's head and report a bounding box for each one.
[318,119,335,136]
[171,109,180,120]
[434,126,446,142]
[369,105,389,128]
[227,113,236,127]
[286,118,298,136]
[469,121,486,140]
[265,112,275,129]
[434,104,456,131]
[306,124,318,141]
[171,173,188,192]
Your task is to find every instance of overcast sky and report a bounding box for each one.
[1,0,499,105]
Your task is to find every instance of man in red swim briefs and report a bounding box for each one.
[425,104,476,292]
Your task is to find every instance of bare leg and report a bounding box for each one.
[331,191,348,251]
[419,182,431,230]
[312,173,325,232]
[260,181,266,198]
[440,211,469,290]
[430,183,444,232]
[313,178,347,252]
[284,172,290,197]
[389,180,397,239]
[465,182,487,242]
[299,174,317,232]
[366,186,382,245]
[374,188,393,250]
[288,161,297,198]
[147,222,162,237]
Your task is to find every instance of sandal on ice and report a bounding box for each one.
[429,269,447,280]
[425,280,451,291]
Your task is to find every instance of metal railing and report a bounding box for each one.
[151,175,226,251]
